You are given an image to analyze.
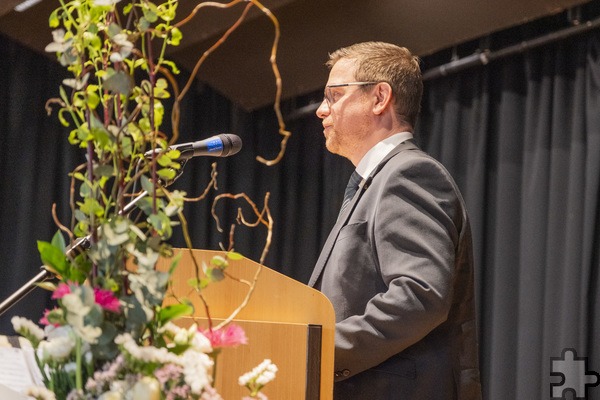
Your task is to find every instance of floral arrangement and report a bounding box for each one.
[9,0,287,399]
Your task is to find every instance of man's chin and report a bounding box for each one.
[324,139,338,154]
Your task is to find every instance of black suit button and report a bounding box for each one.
[342,369,350,377]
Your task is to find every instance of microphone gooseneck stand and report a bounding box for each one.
[0,134,242,317]
[0,189,153,317]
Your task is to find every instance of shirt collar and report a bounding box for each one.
[355,131,413,179]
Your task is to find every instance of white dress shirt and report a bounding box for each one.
[355,131,414,179]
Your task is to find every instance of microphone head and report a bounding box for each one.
[218,133,243,156]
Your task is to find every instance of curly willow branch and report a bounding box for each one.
[173,0,290,166]
[209,192,273,329]
[171,0,251,142]
[250,0,292,166]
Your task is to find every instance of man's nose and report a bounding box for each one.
[316,99,329,119]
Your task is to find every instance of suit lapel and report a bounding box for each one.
[308,177,368,287]
[307,139,419,288]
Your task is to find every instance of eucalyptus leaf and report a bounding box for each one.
[103,70,133,95]
[140,175,155,195]
[92,321,119,360]
[209,268,225,282]
[94,165,114,178]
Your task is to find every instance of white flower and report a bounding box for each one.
[108,380,130,396]
[115,334,178,364]
[75,324,103,344]
[24,385,56,400]
[131,376,160,400]
[181,350,212,394]
[173,326,189,346]
[238,359,278,386]
[190,330,212,354]
[38,335,75,363]
[11,316,45,342]
[44,324,72,339]
[98,391,123,400]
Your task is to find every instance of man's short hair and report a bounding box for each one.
[327,41,423,127]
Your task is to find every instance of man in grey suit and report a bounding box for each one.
[308,42,482,399]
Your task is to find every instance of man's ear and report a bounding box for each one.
[372,82,393,115]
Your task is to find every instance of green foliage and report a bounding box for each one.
[35,0,220,394]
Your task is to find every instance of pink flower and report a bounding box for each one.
[201,324,248,349]
[52,282,72,299]
[94,288,121,313]
[39,308,61,326]
[39,309,52,326]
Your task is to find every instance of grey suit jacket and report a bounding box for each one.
[308,141,482,399]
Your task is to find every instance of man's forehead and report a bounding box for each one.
[327,59,358,84]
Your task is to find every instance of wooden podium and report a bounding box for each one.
[157,249,335,399]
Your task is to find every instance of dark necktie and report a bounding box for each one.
[339,170,362,216]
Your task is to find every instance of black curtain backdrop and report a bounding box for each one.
[1,26,599,400]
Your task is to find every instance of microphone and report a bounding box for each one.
[145,134,242,160]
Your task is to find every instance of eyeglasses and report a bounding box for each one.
[323,81,378,106]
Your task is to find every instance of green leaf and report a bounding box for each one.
[86,90,100,109]
[161,59,180,74]
[140,175,155,195]
[169,250,182,275]
[187,277,210,290]
[157,153,172,167]
[167,27,182,46]
[187,277,199,287]
[143,3,159,23]
[107,23,122,39]
[76,125,93,142]
[138,17,150,32]
[211,255,227,268]
[157,302,194,325]
[92,322,119,360]
[94,165,114,178]
[227,251,244,261]
[79,198,104,217]
[37,241,69,277]
[91,127,112,149]
[157,168,176,181]
[103,70,133,95]
[158,2,177,22]
[208,267,225,282]
[51,231,67,253]
[58,109,71,127]
[48,9,60,28]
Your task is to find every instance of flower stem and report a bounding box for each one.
[75,336,83,391]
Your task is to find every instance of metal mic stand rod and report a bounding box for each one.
[0,190,150,317]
